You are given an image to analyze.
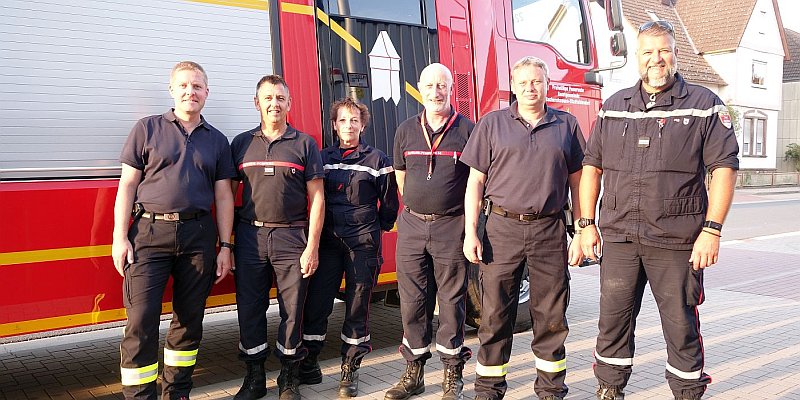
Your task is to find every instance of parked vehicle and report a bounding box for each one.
[0,0,625,340]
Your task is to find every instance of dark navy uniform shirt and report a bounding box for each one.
[460,103,585,216]
[231,125,324,224]
[119,109,236,213]
[583,73,740,250]
[321,142,399,237]
[393,111,474,215]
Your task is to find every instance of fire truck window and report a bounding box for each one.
[325,0,424,25]
[511,0,590,65]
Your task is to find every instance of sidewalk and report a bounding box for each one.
[2,226,800,399]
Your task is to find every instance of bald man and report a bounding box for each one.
[385,63,474,400]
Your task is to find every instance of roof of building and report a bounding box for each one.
[674,0,757,53]
[621,0,726,85]
[785,28,800,82]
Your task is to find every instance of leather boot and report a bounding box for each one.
[384,360,425,400]
[596,385,625,400]
[337,358,361,398]
[234,361,267,400]
[277,361,301,400]
[298,353,322,385]
[441,364,464,400]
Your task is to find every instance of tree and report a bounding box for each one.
[785,143,800,172]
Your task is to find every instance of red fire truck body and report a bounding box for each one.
[0,0,622,339]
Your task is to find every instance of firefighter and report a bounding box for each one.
[461,56,585,400]
[300,97,399,397]
[112,61,236,400]
[385,63,473,400]
[579,21,738,400]
[230,75,325,400]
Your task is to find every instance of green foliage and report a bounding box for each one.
[785,143,800,172]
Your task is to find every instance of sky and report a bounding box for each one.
[777,0,800,32]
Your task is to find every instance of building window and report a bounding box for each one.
[752,61,766,87]
[742,110,767,157]
[511,0,591,64]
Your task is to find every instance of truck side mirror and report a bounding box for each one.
[606,0,624,32]
[610,31,627,57]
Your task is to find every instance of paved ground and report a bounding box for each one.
[2,187,800,399]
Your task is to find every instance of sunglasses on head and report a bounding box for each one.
[638,20,675,34]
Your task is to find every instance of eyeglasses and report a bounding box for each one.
[638,20,675,36]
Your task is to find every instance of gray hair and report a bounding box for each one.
[419,63,454,88]
[511,56,550,81]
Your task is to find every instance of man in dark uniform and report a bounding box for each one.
[461,56,585,400]
[579,21,738,400]
[300,97,399,398]
[230,75,325,400]
[385,63,473,400]
[112,61,236,400]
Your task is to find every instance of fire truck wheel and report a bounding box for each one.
[465,263,532,334]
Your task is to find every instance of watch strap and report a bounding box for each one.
[702,220,722,231]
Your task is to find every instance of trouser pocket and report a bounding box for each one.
[685,268,704,306]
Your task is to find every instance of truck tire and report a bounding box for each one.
[465,263,532,334]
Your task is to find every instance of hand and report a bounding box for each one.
[689,230,720,270]
[300,245,319,278]
[112,238,134,277]
[215,247,232,284]
[580,226,601,262]
[568,235,584,266]
[463,233,483,264]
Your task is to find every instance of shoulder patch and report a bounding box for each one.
[718,108,732,129]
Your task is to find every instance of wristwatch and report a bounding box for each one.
[578,217,595,228]
[220,241,235,250]
[702,220,723,231]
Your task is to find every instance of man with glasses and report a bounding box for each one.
[578,20,739,400]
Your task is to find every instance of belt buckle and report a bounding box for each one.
[253,220,265,227]
[163,213,180,221]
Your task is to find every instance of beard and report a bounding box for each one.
[640,61,678,89]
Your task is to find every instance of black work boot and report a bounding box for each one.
[441,364,464,400]
[384,360,425,400]
[298,353,322,385]
[277,361,301,400]
[337,357,361,398]
[234,361,267,400]
[596,384,625,400]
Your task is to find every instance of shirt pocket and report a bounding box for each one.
[324,168,352,196]
[650,117,701,173]
[599,119,632,172]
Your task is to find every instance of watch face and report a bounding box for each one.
[579,218,594,228]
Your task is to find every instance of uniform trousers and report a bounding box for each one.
[121,215,216,400]
[594,241,710,399]
[395,210,471,366]
[475,213,570,400]
[234,223,309,363]
[303,230,382,361]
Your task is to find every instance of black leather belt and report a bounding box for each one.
[246,219,308,228]
[140,211,206,221]
[405,207,462,222]
[490,205,556,221]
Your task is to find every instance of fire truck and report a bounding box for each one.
[0,0,625,340]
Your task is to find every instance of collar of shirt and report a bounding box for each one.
[330,142,367,161]
[507,101,557,130]
[421,106,456,137]
[625,73,689,111]
[250,124,299,142]
[163,109,209,132]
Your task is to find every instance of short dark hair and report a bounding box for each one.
[255,74,290,95]
[330,97,370,129]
